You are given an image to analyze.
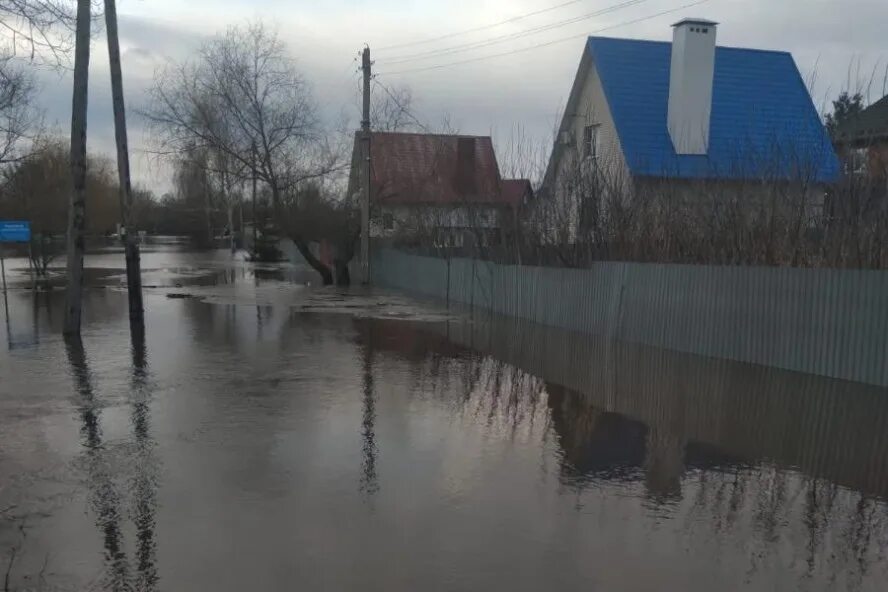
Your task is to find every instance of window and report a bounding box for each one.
[583,124,600,160]
[382,212,394,231]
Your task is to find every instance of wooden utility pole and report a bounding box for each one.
[63,0,92,335]
[105,0,143,326]
[360,47,372,284]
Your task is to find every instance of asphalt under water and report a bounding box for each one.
[1,246,887,591]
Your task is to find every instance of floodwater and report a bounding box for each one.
[1,245,887,591]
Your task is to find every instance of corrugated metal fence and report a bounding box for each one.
[372,248,888,387]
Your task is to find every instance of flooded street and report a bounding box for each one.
[1,246,887,591]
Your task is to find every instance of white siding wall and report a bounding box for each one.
[563,60,628,182]
[550,58,631,242]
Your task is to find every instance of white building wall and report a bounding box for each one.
[549,57,631,242]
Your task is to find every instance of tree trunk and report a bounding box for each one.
[266,178,333,285]
[105,0,143,326]
[204,170,213,246]
[63,0,92,335]
[223,170,235,254]
[292,238,333,285]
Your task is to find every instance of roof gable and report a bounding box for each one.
[353,132,528,207]
[586,36,840,182]
[369,132,501,205]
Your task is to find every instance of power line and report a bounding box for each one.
[380,0,712,76]
[384,0,649,65]
[376,0,590,52]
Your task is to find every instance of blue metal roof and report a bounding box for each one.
[587,36,840,182]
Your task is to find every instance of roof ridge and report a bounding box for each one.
[587,35,792,57]
[370,130,492,140]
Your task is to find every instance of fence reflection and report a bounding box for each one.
[355,312,888,589]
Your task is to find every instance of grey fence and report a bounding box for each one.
[372,248,888,387]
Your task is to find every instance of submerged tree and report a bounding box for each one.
[144,22,342,282]
[1,139,119,279]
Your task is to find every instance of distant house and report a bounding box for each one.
[542,19,840,235]
[832,95,888,180]
[347,132,532,249]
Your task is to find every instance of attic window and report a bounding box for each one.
[583,124,600,160]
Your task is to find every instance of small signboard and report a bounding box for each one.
[0,221,31,243]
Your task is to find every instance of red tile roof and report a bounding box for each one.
[365,132,524,207]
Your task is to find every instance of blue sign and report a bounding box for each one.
[0,221,31,243]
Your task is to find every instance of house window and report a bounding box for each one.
[583,124,600,159]
[382,212,394,230]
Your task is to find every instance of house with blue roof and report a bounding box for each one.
[542,19,840,236]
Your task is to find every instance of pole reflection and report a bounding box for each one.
[64,335,131,591]
[62,325,160,592]
[359,322,379,497]
[129,323,159,592]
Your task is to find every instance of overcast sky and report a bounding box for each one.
[27,0,888,192]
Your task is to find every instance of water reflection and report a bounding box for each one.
[129,324,159,592]
[64,336,131,591]
[62,328,159,592]
[361,312,888,590]
[358,323,379,497]
[5,278,888,590]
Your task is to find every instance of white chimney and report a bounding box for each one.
[667,18,718,155]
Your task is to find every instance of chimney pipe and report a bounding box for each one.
[668,18,718,155]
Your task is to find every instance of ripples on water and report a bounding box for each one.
[0,251,886,591]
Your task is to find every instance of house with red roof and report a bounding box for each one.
[347,131,532,249]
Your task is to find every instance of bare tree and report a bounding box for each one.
[0,54,39,164]
[369,81,422,132]
[144,22,342,282]
[1,139,120,279]
[0,0,75,63]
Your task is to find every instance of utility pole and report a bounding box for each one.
[63,0,92,336]
[105,0,143,326]
[360,47,372,285]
